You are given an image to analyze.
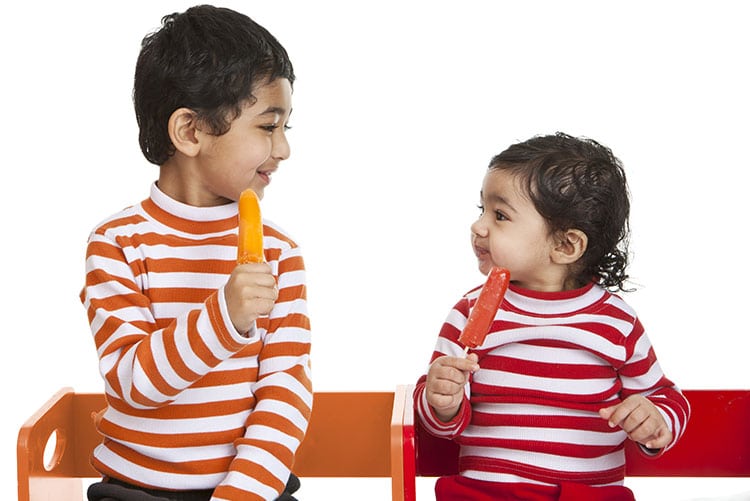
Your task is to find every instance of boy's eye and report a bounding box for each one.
[261,124,292,133]
[477,204,484,214]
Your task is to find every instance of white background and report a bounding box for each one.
[3,1,749,499]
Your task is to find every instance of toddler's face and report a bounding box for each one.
[471,169,557,290]
[196,78,293,204]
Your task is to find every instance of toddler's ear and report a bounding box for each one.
[552,229,588,264]
[168,107,201,157]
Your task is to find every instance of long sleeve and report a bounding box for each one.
[618,318,690,453]
[80,186,312,499]
[212,236,312,500]
[82,220,249,408]
[414,304,473,439]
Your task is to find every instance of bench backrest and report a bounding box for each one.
[20,386,749,501]
[396,386,750,500]
[18,388,407,501]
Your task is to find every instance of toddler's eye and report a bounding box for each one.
[477,204,484,214]
[283,124,292,131]
[495,210,507,221]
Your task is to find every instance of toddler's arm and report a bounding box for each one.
[415,294,481,438]
[599,395,672,450]
[609,318,690,453]
[426,354,479,422]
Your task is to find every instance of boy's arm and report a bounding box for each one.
[611,319,690,454]
[81,227,255,409]
[212,247,312,500]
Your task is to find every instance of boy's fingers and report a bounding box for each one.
[236,262,273,273]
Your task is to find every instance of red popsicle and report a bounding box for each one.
[458,267,510,350]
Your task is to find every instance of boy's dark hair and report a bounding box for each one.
[489,132,631,291]
[134,5,295,165]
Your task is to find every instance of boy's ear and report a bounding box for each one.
[167,107,201,157]
[551,229,588,264]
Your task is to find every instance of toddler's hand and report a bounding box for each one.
[425,354,479,422]
[599,395,672,450]
[224,262,278,334]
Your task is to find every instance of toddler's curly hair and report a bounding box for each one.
[490,132,631,291]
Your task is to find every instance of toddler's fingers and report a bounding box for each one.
[427,393,456,411]
[644,426,672,450]
[599,398,641,429]
[443,355,480,374]
[430,365,469,388]
[428,377,464,396]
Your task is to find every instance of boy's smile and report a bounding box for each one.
[198,77,292,204]
[255,165,277,188]
[158,78,293,207]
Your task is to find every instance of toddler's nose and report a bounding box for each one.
[470,218,487,237]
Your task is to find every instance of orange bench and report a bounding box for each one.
[394,385,750,500]
[18,386,750,500]
[17,388,408,501]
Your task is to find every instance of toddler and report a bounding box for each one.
[415,132,690,501]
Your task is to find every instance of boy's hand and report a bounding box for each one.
[224,262,278,334]
[425,354,479,422]
[599,394,673,450]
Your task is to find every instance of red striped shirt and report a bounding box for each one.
[415,282,689,488]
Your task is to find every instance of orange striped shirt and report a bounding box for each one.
[80,184,312,500]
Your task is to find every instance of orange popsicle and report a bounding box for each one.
[458,267,510,350]
[237,189,264,264]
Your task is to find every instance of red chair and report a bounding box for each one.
[395,385,750,500]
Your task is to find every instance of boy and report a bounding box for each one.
[416,133,689,500]
[80,6,310,500]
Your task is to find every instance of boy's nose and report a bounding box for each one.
[272,132,290,160]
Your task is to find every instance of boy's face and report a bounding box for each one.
[471,169,559,291]
[194,78,293,204]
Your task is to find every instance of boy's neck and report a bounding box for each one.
[157,159,232,208]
